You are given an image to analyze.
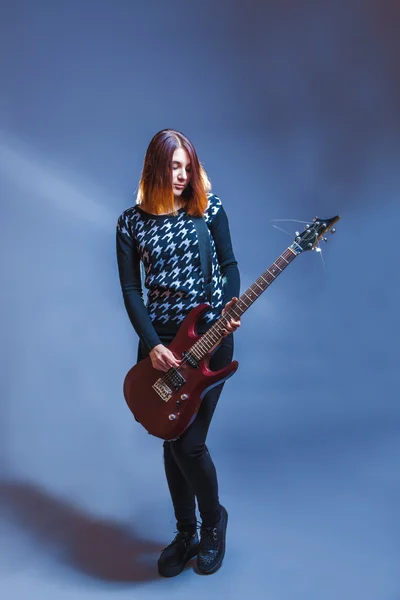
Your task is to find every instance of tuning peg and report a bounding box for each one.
[295,231,300,236]
[304,224,310,230]
[313,216,319,222]
[322,237,328,243]
[330,228,336,234]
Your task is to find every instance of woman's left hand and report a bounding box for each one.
[221,297,241,335]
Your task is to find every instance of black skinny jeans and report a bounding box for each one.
[137,333,234,530]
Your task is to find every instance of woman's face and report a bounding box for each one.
[172,147,192,196]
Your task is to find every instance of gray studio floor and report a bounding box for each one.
[1,421,398,600]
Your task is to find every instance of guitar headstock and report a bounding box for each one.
[291,216,340,254]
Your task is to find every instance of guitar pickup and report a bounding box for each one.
[183,351,198,368]
[165,368,186,391]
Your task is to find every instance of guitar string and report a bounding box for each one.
[272,224,296,238]
[270,218,310,224]
[156,240,312,385]
[157,303,242,384]
[157,245,299,386]
[157,229,322,387]
[317,245,328,276]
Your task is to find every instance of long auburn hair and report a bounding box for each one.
[136,129,211,217]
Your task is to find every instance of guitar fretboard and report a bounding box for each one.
[189,246,297,361]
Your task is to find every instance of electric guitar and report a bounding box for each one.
[123,215,340,440]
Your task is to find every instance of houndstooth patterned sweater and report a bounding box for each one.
[116,193,240,351]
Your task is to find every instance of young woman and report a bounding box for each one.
[116,129,240,576]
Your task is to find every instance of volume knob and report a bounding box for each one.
[180,394,189,400]
[168,414,177,421]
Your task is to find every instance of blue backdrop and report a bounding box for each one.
[1,1,399,598]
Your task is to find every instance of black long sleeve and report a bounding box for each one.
[208,204,241,304]
[116,226,162,351]
[116,196,240,349]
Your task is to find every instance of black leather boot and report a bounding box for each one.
[197,505,228,574]
[158,529,199,577]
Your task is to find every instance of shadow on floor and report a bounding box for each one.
[0,479,164,582]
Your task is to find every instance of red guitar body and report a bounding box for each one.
[122,214,340,441]
[123,304,238,441]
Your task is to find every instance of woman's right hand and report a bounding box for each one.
[149,344,182,372]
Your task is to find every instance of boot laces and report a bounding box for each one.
[200,525,219,549]
[168,530,193,549]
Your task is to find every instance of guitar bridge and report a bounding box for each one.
[152,368,186,402]
[153,379,173,402]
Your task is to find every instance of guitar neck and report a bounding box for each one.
[229,246,297,319]
[190,246,298,359]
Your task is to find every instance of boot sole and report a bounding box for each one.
[158,544,199,578]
